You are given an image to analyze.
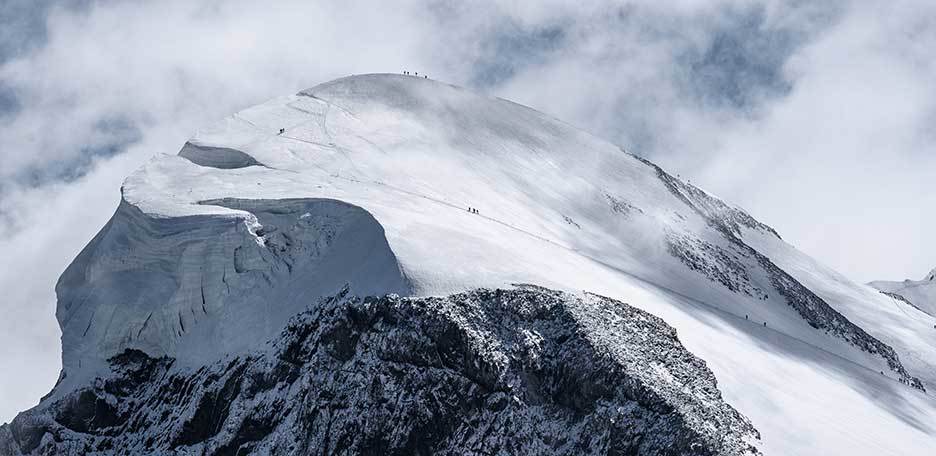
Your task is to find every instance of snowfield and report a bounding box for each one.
[871,268,936,318]
[8,74,936,454]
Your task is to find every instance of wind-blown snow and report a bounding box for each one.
[37,74,936,454]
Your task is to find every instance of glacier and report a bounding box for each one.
[3,73,936,455]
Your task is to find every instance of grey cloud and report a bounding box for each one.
[680,1,843,111]
[0,0,55,63]
[0,82,18,118]
[683,5,796,110]
[12,115,140,188]
[468,21,566,88]
[449,1,844,158]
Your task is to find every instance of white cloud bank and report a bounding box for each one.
[1,0,935,422]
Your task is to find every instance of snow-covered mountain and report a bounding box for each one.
[2,74,935,455]
[871,268,936,318]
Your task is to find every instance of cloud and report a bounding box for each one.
[0,0,60,64]
[458,0,936,284]
[2,0,935,422]
[692,0,936,282]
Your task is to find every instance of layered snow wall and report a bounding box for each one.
[56,197,410,373]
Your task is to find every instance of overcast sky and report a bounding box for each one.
[2,0,935,423]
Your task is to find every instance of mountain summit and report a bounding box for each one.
[3,74,935,455]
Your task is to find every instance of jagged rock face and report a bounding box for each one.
[640,157,925,391]
[0,287,760,456]
[664,230,768,300]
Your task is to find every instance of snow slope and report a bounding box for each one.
[871,268,936,318]
[31,74,936,454]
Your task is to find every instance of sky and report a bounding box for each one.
[1,0,935,423]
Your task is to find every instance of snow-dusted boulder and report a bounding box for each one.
[1,287,760,455]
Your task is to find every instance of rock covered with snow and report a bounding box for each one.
[638,156,923,390]
[1,287,760,455]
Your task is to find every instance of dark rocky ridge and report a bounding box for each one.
[0,286,760,455]
[665,230,768,300]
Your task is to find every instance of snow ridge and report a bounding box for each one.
[870,267,936,319]
[632,154,780,240]
[637,154,924,390]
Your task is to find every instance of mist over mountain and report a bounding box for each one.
[1,74,934,455]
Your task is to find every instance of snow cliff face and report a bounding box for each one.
[6,73,936,455]
[1,287,760,456]
[57,197,410,375]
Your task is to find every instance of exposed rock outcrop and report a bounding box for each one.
[636,154,924,391]
[1,287,760,456]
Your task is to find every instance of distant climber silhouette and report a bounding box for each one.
[279,128,285,135]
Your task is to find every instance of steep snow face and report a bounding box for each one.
[1,288,761,456]
[46,74,936,454]
[57,197,410,376]
[870,267,936,318]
